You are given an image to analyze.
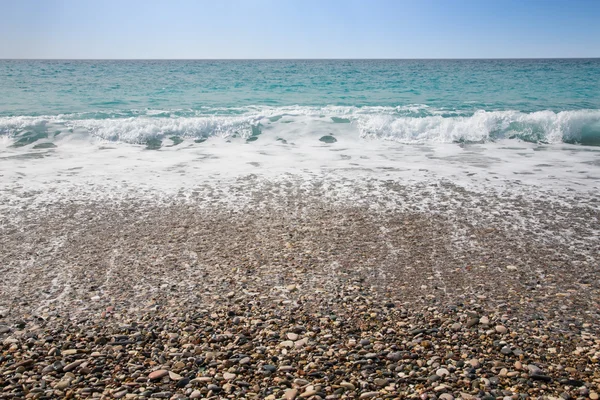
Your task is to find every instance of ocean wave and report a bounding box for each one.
[1,107,599,146]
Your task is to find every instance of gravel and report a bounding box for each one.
[1,178,599,399]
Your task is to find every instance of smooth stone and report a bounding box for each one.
[300,389,318,398]
[113,390,128,399]
[589,392,599,400]
[387,352,402,362]
[63,360,83,372]
[439,394,455,400]
[284,389,299,400]
[148,370,169,380]
[340,382,355,390]
[451,322,462,331]
[527,364,542,375]
[190,390,202,399]
[479,316,490,324]
[206,384,221,392]
[41,365,55,374]
[168,371,182,381]
[263,364,277,372]
[374,378,388,386]
[500,346,512,355]
[468,359,481,368]
[515,361,523,370]
[436,368,450,377]
[150,392,172,398]
[176,377,190,388]
[55,380,70,390]
[280,340,294,348]
[495,325,507,334]
[359,392,379,399]
[239,357,251,364]
[223,372,236,381]
[287,333,299,341]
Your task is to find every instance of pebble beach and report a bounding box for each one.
[1,172,599,400]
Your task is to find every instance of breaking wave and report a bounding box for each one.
[1,107,599,146]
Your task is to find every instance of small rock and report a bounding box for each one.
[301,389,318,398]
[148,370,169,380]
[495,325,507,334]
[55,380,70,390]
[436,368,450,377]
[527,364,542,375]
[113,390,128,399]
[168,371,182,381]
[63,360,82,372]
[359,392,379,399]
[206,384,221,392]
[374,378,388,386]
[223,372,236,381]
[263,364,277,373]
[284,389,299,400]
[287,332,299,341]
[514,361,522,370]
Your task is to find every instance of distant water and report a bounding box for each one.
[1,59,600,147]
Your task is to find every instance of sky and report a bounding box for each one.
[0,0,599,59]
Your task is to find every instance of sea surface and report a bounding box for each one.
[1,59,600,146]
[1,59,600,204]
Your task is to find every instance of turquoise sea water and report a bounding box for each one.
[1,59,600,146]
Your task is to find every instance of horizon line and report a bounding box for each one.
[1,57,599,61]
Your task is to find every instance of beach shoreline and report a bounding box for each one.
[1,175,599,399]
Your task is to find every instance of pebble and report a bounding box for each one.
[495,325,507,334]
[168,371,182,380]
[55,380,70,390]
[223,372,236,380]
[359,392,379,399]
[301,389,318,398]
[284,389,299,399]
[148,370,169,380]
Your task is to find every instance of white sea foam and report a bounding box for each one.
[0,107,599,145]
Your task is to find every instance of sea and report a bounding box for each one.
[1,59,600,204]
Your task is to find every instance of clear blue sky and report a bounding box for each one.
[1,0,599,59]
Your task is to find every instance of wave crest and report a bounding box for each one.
[1,107,599,146]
